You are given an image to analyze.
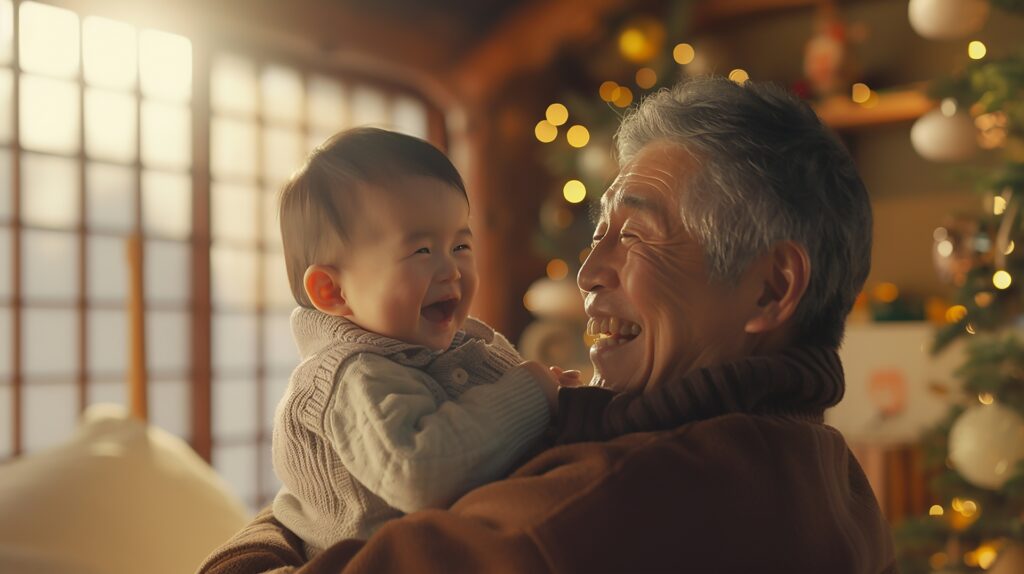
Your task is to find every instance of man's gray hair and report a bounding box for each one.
[615,76,872,348]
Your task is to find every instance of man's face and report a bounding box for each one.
[333,176,478,351]
[578,141,761,393]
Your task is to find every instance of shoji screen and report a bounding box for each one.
[1,0,194,458]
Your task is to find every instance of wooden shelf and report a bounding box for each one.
[813,88,935,131]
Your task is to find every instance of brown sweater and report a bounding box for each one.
[198,346,896,574]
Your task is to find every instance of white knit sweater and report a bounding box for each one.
[271,308,551,555]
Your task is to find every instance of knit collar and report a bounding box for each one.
[290,307,467,368]
[554,346,845,444]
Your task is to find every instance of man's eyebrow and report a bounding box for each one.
[616,192,670,231]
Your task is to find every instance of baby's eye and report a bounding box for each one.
[454,244,471,252]
[414,247,431,255]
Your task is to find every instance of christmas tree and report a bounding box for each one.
[895,2,1024,572]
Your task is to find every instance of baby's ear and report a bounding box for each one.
[303,265,352,316]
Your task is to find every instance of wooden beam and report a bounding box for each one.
[693,0,820,27]
[452,0,629,104]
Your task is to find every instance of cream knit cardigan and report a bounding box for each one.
[272,308,550,555]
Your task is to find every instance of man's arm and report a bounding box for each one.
[195,508,304,574]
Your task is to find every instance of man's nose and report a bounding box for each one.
[577,240,618,293]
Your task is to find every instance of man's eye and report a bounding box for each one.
[414,247,431,255]
[590,234,604,248]
[620,232,640,244]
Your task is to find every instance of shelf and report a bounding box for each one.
[813,88,935,131]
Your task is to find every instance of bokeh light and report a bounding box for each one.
[993,270,1012,290]
[968,40,987,60]
[566,125,590,148]
[599,80,619,102]
[851,83,871,104]
[993,196,1007,215]
[635,67,657,89]
[563,180,586,204]
[945,305,967,323]
[535,120,557,143]
[545,103,568,126]
[611,86,633,108]
[873,282,899,303]
[728,68,749,84]
[673,43,695,65]
[546,259,569,280]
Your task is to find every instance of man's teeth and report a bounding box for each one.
[586,317,642,340]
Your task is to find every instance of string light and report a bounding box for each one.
[851,83,871,104]
[546,258,569,280]
[611,86,634,108]
[993,270,1012,290]
[728,69,749,84]
[993,196,1007,215]
[635,67,657,89]
[566,125,590,148]
[978,392,994,405]
[673,43,695,65]
[975,543,998,569]
[928,504,944,516]
[936,240,953,257]
[933,227,948,241]
[545,103,568,126]
[599,81,619,102]
[968,40,987,60]
[966,323,977,335]
[534,120,557,143]
[974,292,993,308]
[945,305,967,323]
[1006,240,1015,255]
[563,180,587,204]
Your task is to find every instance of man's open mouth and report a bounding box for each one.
[421,298,459,323]
[586,317,642,348]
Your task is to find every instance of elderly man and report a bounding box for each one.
[199,77,895,573]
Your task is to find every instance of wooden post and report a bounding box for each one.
[126,234,147,421]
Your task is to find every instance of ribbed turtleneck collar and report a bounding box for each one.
[554,346,845,444]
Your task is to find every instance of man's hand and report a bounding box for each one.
[549,366,583,387]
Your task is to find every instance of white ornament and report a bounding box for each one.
[948,403,1024,490]
[908,0,990,40]
[910,108,977,162]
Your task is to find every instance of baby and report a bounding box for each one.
[272,127,562,557]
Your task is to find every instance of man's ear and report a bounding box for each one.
[303,265,353,317]
[744,241,810,334]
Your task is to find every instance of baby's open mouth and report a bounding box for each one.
[421,298,459,323]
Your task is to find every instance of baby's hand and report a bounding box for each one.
[519,361,559,415]
[549,366,583,388]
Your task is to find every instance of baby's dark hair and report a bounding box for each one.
[279,127,467,308]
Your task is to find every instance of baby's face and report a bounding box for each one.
[334,177,477,350]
